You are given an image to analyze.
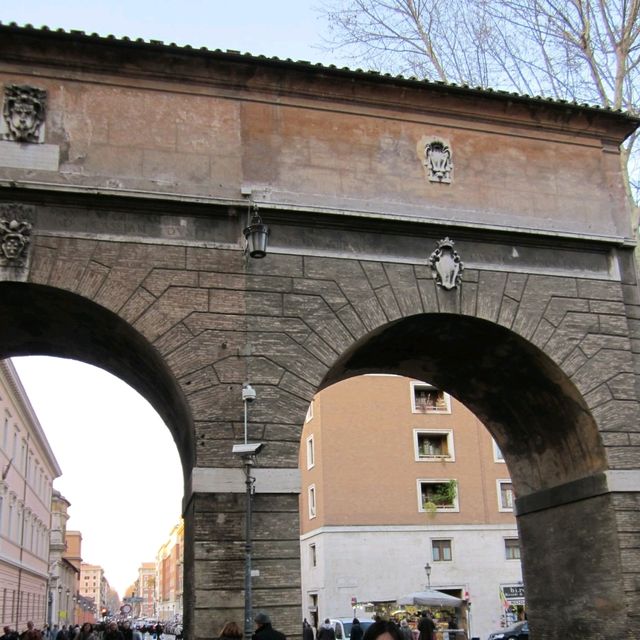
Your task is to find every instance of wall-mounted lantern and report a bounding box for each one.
[243,203,270,259]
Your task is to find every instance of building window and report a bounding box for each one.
[306,435,315,469]
[498,480,514,511]
[493,440,505,462]
[308,485,317,519]
[411,382,450,414]
[415,430,454,461]
[305,401,314,423]
[431,539,452,561]
[505,538,521,560]
[309,543,317,567]
[418,479,459,512]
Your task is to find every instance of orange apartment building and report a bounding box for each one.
[65,531,97,625]
[125,562,156,619]
[80,563,111,617]
[137,562,157,619]
[299,375,524,640]
[156,521,183,622]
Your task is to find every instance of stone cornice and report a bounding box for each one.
[0,22,637,143]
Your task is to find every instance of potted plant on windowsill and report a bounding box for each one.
[423,480,457,513]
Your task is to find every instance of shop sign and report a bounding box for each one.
[501,585,525,606]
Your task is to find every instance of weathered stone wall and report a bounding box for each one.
[0,25,636,241]
[0,210,635,637]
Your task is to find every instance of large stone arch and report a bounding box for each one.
[322,312,627,637]
[0,197,637,640]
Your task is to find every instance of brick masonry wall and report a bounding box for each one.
[3,222,635,638]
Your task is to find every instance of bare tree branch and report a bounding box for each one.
[317,0,640,223]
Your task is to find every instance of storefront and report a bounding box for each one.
[499,584,526,627]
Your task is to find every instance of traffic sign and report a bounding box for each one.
[121,604,132,614]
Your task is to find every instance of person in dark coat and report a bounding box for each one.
[20,621,42,640]
[317,620,335,640]
[2,627,19,640]
[417,612,435,640]
[350,620,363,640]
[252,613,286,640]
[103,623,124,640]
[398,620,412,640]
[303,620,314,640]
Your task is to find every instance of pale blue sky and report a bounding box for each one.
[3,1,351,67]
[13,357,184,598]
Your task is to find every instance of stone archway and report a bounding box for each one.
[0,211,637,640]
[321,312,628,637]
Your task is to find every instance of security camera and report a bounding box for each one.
[242,383,257,403]
[232,442,265,456]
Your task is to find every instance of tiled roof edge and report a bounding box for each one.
[2,21,638,123]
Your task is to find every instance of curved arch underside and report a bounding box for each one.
[0,281,194,481]
[323,313,605,496]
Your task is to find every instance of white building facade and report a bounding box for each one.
[0,359,61,631]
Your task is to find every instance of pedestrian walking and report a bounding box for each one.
[363,621,402,640]
[252,613,286,640]
[417,613,435,640]
[350,620,364,640]
[317,620,335,640]
[76,624,97,640]
[20,621,42,640]
[1,627,18,640]
[398,621,412,640]
[219,621,242,640]
[302,620,314,640]
[103,623,124,640]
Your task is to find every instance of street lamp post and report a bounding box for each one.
[57,585,63,627]
[47,586,53,631]
[425,563,432,589]
[232,383,265,640]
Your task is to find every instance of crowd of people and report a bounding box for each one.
[306,611,457,640]
[3,610,456,640]
[1,621,169,640]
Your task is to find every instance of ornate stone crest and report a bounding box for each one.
[3,84,47,143]
[429,237,463,290]
[0,203,33,267]
[425,139,453,183]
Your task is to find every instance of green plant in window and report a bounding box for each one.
[423,480,457,511]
